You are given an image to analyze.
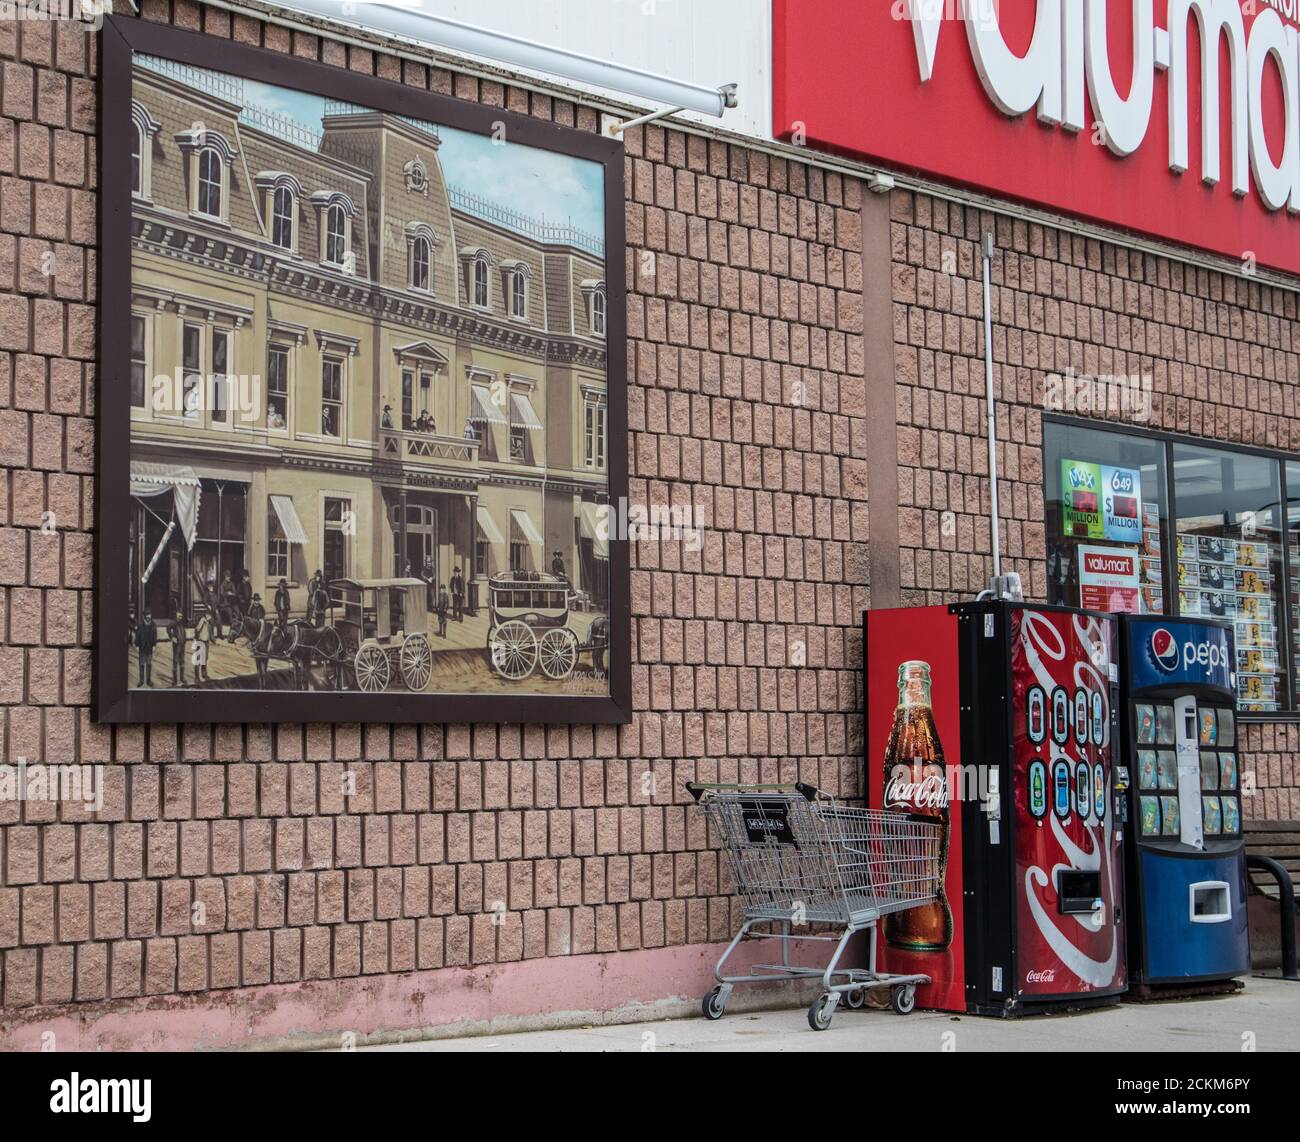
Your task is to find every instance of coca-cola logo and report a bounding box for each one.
[884,772,948,811]
[1026,968,1057,984]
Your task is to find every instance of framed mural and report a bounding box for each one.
[95,17,630,724]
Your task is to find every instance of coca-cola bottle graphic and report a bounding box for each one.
[882,660,954,951]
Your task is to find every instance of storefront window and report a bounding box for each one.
[1173,444,1287,713]
[1287,461,1300,693]
[1047,419,1300,715]
[1045,423,1167,616]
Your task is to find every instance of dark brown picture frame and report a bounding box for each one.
[95,16,631,725]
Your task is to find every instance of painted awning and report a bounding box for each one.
[509,392,543,431]
[270,494,309,545]
[468,384,507,426]
[476,506,504,544]
[510,507,543,545]
[579,502,610,558]
[130,462,201,550]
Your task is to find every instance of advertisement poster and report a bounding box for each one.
[1011,608,1125,998]
[1061,460,1142,544]
[864,606,965,1013]
[1078,546,1141,614]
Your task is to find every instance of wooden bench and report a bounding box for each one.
[1245,822,1300,901]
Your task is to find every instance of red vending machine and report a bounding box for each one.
[864,601,1127,1016]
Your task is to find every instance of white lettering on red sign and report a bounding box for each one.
[905,0,1300,215]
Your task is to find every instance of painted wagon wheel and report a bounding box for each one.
[489,620,537,679]
[537,627,579,680]
[399,632,433,691]
[353,643,391,692]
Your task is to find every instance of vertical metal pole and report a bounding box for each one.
[982,233,1002,583]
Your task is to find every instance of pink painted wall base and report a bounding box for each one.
[0,937,835,1051]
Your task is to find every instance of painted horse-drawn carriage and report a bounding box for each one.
[329,577,433,691]
[486,571,608,681]
[227,578,432,691]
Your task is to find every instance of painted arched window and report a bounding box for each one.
[197,146,223,218]
[271,186,295,249]
[131,121,143,195]
[592,288,606,336]
[473,257,489,308]
[411,235,431,291]
[510,267,526,318]
[324,203,347,265]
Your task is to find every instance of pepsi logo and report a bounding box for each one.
[1150,628,1180,674]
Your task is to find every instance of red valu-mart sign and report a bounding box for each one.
[772,1,1300,276]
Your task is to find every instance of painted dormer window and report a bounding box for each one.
[256,172,303,253]
[310,191,357,270]
[501,260,531,321]
[473,258,489,307]
[272,188,295,248]
[174,128,237,222]
[580,279,607,338]
[459,247,494,310]
[130,101,160,199]
[406,223,439,292]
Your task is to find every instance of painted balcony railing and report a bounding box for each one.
[379,427,479,465]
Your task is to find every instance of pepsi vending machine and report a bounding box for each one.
[1119,616,1249,991]
[865,601,1126,1016]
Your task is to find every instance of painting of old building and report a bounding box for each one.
[108,47,622,717]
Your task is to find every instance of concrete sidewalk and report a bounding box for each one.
[356,976,1300,1052]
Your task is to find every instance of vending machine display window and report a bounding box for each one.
[1140,795,1161,836]
[1156,751,1177,791]
[1160,796,1181,835]
[1138,750,1158,789]
[1219,753,1237,790]
[1202,796,1222,835]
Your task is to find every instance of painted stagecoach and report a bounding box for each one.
[486,571,608,681]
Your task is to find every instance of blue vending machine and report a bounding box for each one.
[1119,616,1249,992]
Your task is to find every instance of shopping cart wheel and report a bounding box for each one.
[844,987,866,1009]
[807,993,837,1031]
[890,985,917,1015]
[702,987,727,1020]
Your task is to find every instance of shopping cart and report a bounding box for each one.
[687,781,943,1031]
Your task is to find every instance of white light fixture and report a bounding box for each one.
[278,0,739,119]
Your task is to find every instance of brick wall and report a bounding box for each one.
[1,1,1296,1032]
[888,189,1300,821]
[0,2,868,1015]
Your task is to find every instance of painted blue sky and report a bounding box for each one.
[144,57,605,233]
[243,78,605,233]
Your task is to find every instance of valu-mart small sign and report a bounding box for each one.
[773,1,1300,276]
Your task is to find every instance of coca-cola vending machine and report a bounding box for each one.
[864,601,1127,1016]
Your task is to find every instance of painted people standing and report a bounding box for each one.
[422,555,435,609]
[135,609,157,687]
[450,566,464,622]
[236,569,253,621]
[436,585,449,638]
[166,611,188,686]
[192,609,212,683]
[204,576,220,638]
[248,593,266,620]
[306,570,328,627]
[274,578,291,627]
[551,549,567,581]
[218,570,238,635]
[381,404,393,429]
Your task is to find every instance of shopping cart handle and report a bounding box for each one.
[685,782,706,802]
[795,782,824,802]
